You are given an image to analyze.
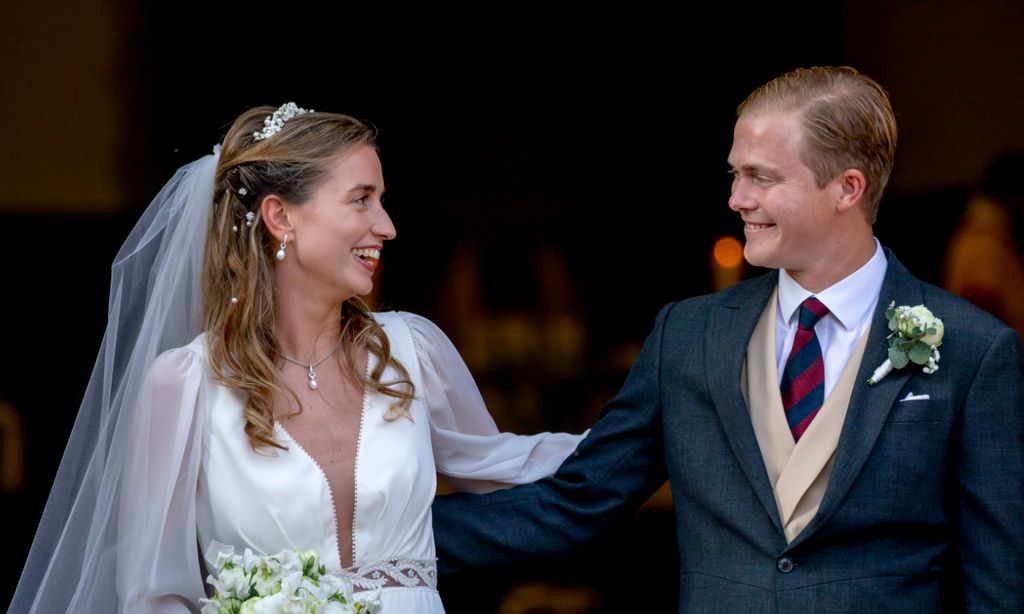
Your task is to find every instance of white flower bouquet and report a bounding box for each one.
[201,542,381,614]
[867,302,944,385]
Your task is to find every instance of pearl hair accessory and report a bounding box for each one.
[253,102,312,141]
[280,339,343,390]
[276,234,288,261]
[229,187,251,233]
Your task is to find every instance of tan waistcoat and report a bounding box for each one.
[742,289,869,542]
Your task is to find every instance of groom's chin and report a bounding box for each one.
[741,244,775,270]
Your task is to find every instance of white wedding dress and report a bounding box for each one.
[116,311,584,613]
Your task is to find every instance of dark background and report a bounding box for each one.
[2,2,1023,612]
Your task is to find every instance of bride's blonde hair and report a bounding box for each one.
[203,105,414,450]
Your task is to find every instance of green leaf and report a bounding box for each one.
[889,347,910,369]
[908,341,932,365]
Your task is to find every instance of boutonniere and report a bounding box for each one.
[867,302,944,385]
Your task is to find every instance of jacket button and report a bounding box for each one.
[776,557,795,573]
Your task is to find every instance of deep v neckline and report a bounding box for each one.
[273,352,373,570]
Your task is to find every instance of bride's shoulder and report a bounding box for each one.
[372,310,442,335]
[371,311,461,367]
[147,333,209,388]
[371,310,451,347]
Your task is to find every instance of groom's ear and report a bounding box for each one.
[835,168,867,215]
[260,195,294,242]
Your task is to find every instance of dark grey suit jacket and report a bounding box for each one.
[433,251,1024,612]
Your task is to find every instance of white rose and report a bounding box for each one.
[237,593,272,614]
[897,305,943,345]
[920,316,944,346]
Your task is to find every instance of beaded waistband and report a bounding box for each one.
[341,557,437,591]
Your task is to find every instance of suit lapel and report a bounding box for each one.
[707,272,785,535]
[789,251,923,548]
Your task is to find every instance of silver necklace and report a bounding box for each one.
[280,340,343,390]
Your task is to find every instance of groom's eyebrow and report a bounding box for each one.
[732,163,771,174]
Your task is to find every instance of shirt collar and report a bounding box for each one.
[777,239,888,331]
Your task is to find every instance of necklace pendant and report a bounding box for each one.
[307,365,318,390]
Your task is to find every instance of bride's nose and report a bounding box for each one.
[373,206,397,240]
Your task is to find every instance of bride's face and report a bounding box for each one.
[282,145,395,301]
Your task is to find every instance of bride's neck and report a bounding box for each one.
[273,295,345,360]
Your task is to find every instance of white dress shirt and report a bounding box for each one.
[775,239,887,399]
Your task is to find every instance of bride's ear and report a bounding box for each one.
[261,195,294,242]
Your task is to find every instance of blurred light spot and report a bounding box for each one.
[713,236,743,268]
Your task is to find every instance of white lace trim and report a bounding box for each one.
[342,557,437,590]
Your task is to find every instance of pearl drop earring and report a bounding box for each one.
[276,234,288,261]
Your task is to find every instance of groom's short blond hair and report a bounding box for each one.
[737,66,897,224]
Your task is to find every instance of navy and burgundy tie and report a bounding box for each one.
[780,296,830,442]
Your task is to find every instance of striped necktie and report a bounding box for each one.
[780,296,830,441]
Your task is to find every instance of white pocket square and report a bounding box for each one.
[898,392,930,402]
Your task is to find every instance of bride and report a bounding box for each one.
[11,103,584,612]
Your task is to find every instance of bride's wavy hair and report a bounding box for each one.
[203,105,414,451]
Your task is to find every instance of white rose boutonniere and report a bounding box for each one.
[200,542,382,614]
[867,302,944,385]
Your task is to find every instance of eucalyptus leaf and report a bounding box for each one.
[889,347,910,369]
[909,341,932,364]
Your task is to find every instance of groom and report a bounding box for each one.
[433,66,1024,611]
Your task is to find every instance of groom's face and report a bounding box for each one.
[727,109,842,280]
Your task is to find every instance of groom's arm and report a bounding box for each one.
[432,302,676,576]
[955,325,1024,610]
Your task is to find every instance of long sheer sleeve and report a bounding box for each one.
[403,313,586,493]
[117,346,208,612]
